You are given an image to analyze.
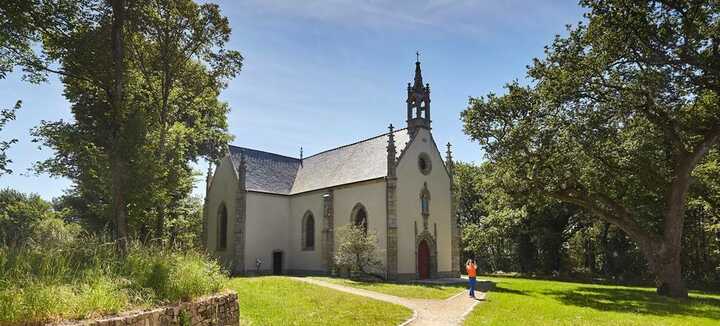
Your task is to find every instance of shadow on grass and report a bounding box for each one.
[544,286,720,320]
[485,283,528,295]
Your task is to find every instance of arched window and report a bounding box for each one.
[217,203,228,250]
[352,203,368,234]
[418,153,432,175]
[302,211,315,250]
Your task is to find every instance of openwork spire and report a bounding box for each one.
[406,53,431,135]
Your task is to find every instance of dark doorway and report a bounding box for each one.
[418,240,430,279]
[272,251,283,275]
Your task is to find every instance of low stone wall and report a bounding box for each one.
[57,292,238,326]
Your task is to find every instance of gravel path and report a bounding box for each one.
[294,277,485,326]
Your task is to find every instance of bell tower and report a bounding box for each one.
[406,52,431,135]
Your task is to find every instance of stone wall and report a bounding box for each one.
[57,292,239,326]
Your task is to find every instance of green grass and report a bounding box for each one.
[227,276,412,325]
[465,276,720,326]
[311,276,466,299]
[0,239,227,324]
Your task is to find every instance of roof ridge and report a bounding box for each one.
[302,127,409,160]
[228,145,300,162]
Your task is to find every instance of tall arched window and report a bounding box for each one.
[217,203,228,250]
[352,203,368,234]
[302,211,315,250]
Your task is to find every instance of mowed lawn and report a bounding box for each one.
[466,276,720,326]
[226,276,411,325]
[311,276,466,299]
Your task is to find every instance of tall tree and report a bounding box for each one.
[109,0,129,252]
[454,162,488,226]
[1,0,241,246]
[125,0,240,239]
[462,0,720,298]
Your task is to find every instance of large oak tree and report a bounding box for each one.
[462,0,720,298]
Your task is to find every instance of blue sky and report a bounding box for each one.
[0,0,586,199]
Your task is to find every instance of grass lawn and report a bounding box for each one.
[226,276,412,325]
[311,276,466,299]
[465,276,720,326]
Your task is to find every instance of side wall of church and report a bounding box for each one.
[287,191,325,273]
[245,192,290,274]
[333,179,388,268]
[396,128,453,277]
[206,155,240,269]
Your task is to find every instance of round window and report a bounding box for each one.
[418,153,432,175]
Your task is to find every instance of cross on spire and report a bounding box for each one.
[416,50,420,62]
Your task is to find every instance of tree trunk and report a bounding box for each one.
[653,160,691,298]
[109,0,128,254]
[652,247,687,298]
[111,162,128,253]
[637,238,688,298]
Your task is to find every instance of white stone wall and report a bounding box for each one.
[244,192,290,273]
[396,128,453,275]
[288,191,325,272]
[332,179,388,267]
[205,155,239,268]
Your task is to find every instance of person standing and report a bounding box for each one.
[466,259,477,298]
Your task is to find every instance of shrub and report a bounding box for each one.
[0,235,228,324]
[124,246,226,302]
[334,225,384,279]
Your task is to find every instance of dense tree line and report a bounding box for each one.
[458,152,720,290]
[0,188,204,250]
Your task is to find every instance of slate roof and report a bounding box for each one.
[228,128,411,195]
[228,147,300,194]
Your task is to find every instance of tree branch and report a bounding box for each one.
[548,188,659,246]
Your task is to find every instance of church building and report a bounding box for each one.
[203,59,460,280]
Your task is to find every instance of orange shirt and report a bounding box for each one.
[466,264,477,278]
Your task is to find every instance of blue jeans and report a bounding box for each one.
[468,277,476,297]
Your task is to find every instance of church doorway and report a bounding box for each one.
[418,240,430,279]
[272,251,283,275]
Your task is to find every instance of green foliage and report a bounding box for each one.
[124,246,225,302]
[163,195,204,249]
[461,0,720,297]
[0,101,20,176]
[2,0,241,244]
[458,158,720,286]
[0,188,57,248]
[567,221,649,281]
[334,225,384,278]
[0,235,228,324]
[454,162,488,226]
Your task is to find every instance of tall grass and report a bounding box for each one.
[0,237,228,324]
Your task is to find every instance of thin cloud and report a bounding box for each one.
[235,0,585,38]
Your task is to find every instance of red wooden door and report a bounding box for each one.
[418,240,430,279]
